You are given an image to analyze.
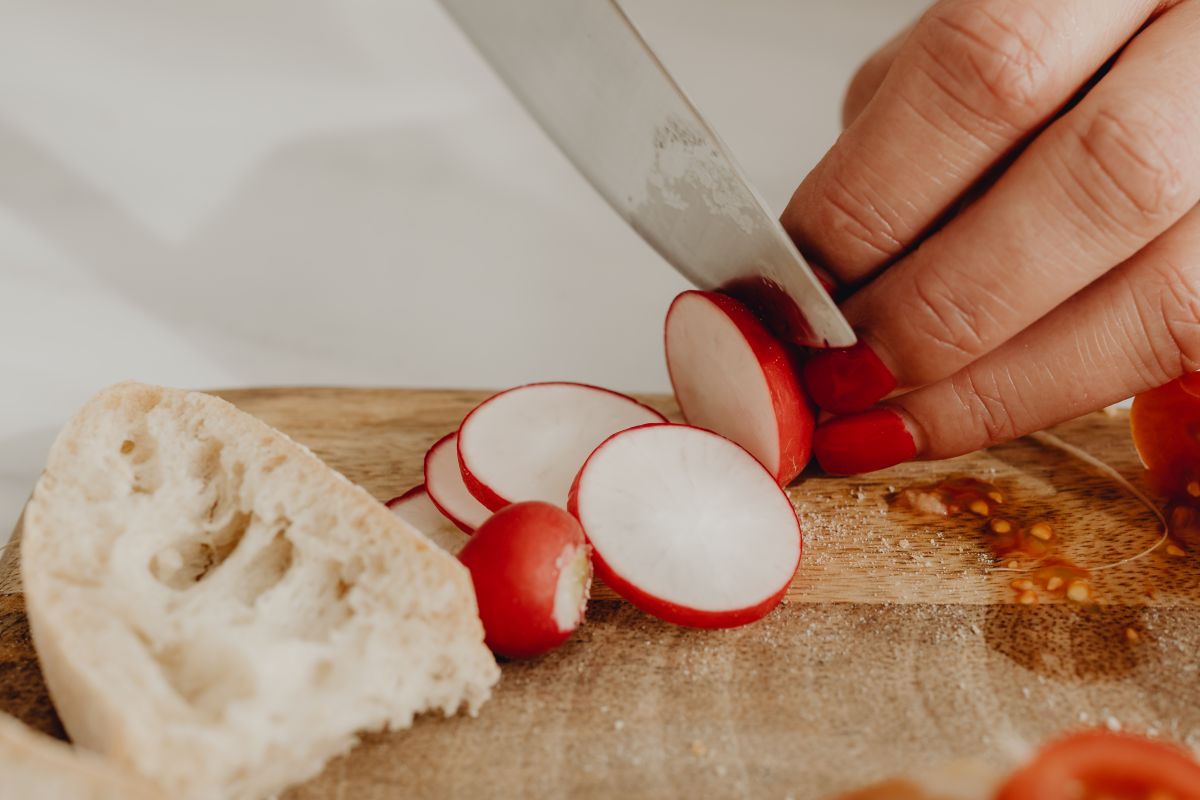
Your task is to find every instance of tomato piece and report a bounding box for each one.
[1131,376,1200,497]
[995,730,1200,800]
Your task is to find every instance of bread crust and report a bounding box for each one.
[0,712,163,800]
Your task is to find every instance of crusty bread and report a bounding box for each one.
[0,712,163,800]
[21,383,499,800]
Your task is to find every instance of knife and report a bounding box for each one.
[436,0,855,348]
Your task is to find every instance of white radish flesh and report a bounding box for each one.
[424,433,492,533]
[386,485,471,555]
[665,290,813,484]
[568,423,801,628]
[458,382,665,509]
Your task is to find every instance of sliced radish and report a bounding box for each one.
[568,423,801,629]
[458,382,666,510]
[457,501,593,659]
[665,290,814,484]
[385,485,471,555]
[424,433,492,533]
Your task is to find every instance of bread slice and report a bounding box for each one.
[21,383,499,800]
[0,712,163,800]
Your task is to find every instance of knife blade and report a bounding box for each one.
[437,0,855,348]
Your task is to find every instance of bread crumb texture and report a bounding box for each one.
[20,382,498,800]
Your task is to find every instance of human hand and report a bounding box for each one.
[781,0,1200,474]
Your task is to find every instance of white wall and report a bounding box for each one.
[0,0,928,530]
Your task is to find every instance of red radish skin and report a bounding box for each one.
[589,547,792,629]
[665,290,815,485]
[458,382,666,510]
[423,433,492,533]
[457,501,593,660]
[386,485,426,506]
[568,423,801,629]
[385,485,471,555]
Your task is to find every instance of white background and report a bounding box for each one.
[0,0,927,532]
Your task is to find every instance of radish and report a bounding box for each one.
[665,290,814,484]
[457,382,666,510]
[457,501,593,659]
[568,423,801,628]
[385,485,471,555]
[423,433,492,533]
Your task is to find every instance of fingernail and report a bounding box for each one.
[813,408,916,475]
[803,340,897,414]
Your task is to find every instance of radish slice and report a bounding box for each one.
[385,485,471,555]
[424,433,492,533]
[665,290,814,484]
[568,423,801,629]
[458,382,666,510]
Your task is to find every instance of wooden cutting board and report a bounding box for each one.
[2,387,1199,799]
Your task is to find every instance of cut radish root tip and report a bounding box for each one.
[458,502,592,659]
[553,544,593,633]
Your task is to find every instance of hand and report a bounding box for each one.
[781,0,1200,474]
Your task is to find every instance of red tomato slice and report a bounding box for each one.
[995,730,1200,800]
[1131,376,1200,496]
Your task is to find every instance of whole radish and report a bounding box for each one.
[458,501,592,659]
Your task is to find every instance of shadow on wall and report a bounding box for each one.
[0,116,681,389]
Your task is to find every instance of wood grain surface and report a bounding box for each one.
[2,387,1198,799]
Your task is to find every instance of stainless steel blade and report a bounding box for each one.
[437,0,855,347]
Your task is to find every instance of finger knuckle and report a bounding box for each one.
[915,0,1054,130]
[1070,105,1191,238]
[844,55,888,124]
[949,367,1021,447]
[812,172,906,261]
[848,50,890,100]
[1140,252,1200,382]
[907,272,995,373]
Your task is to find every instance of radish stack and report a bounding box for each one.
[388,303,814,649]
